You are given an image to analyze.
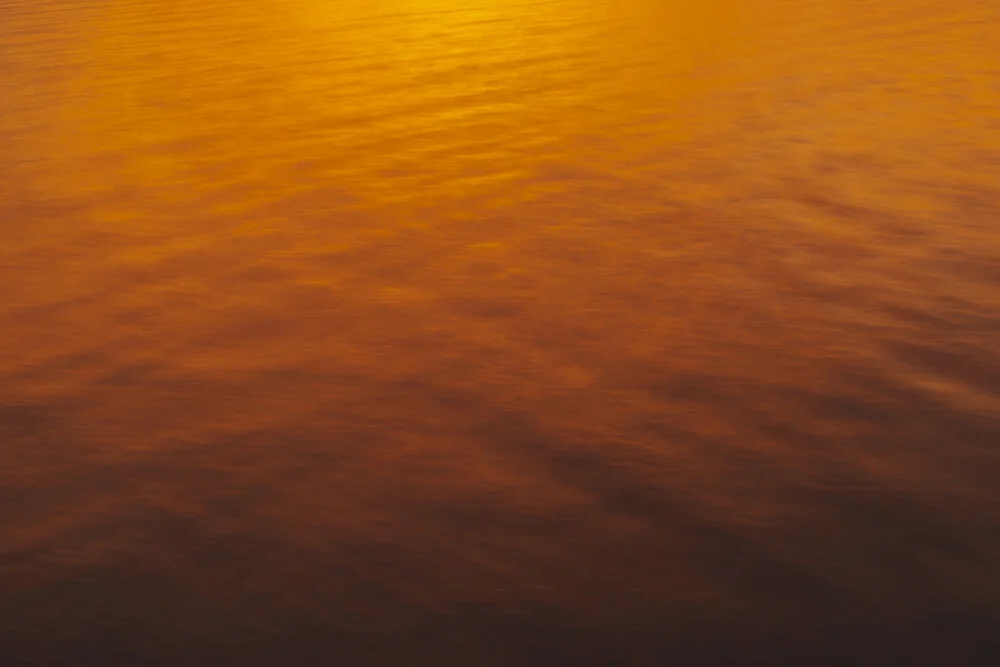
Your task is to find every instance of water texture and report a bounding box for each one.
[2,1,1000,665]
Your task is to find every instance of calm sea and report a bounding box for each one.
[2,1,1000,665]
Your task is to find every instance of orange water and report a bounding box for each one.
[2,1,999,665]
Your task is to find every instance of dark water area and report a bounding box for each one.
[2,1,1000,665]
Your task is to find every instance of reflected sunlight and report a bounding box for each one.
[3,0,1000,664]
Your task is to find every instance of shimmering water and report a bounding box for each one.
[2,1,1000,665]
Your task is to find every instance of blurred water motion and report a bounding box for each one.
[2,0,1000,665]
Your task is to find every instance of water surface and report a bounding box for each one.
[2,1,1000,665]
